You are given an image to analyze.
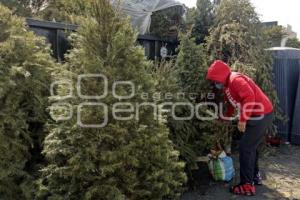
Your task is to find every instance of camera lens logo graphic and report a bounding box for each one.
[50,74,135,128]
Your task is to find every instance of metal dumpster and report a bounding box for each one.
[291,72,300,145]
[269,47,300,142]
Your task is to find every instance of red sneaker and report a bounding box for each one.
[230,183,256,196]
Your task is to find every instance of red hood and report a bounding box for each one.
[206,60,231,84]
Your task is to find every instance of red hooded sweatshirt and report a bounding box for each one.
[206,60,273,122]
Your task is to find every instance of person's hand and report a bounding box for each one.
[238,121,247,133]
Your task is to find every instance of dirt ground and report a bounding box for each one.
[181,145,300,200]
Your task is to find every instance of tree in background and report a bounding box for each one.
[286,38,300,49]
[0,5,57,199]
[150,5,186,38]
[191,0,214,44]
[40,0,93,23]
[263,25,286,48]
[0,0,48,17]
[181,6,197,33]
[38,1,186,199]
[207,0,261,66]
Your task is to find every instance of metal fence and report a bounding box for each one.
[26,18,179,61]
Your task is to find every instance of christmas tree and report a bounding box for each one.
[150,5,185,38]
[38,1,186,199]
[191,0,214,44]
[0,0,47,17]
[166,34,229,180]
[41,0,93,23]
[0,4,57,199]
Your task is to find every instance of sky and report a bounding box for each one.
[178,0,300,38]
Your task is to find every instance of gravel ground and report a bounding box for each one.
[181,145,300,200]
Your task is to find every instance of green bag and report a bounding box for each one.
[208,151,235,182]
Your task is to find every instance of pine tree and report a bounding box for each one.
[207,0,261,65]
[0,0,48,17]
[150,5,185,37]
[38,1,186,199]
[41,0,93,23]
[181,7,197,33]
[191,0,214,44]
[0,5,57,199]
[165,34,229,181]
[286,38,300,48]
[263,25,286,48]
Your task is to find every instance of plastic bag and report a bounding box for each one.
[208,151,235,182]
[110,0,185,34]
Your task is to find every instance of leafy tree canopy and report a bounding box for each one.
[286,38,300,49]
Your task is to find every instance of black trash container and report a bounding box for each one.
[269,47,300,142]
[291,72,300,145]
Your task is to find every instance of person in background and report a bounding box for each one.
[206,60,274,196]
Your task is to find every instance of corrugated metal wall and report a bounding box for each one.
[270,48,300,143]
[291,72,300,145]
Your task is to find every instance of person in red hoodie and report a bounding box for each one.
[206,60,274,196]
